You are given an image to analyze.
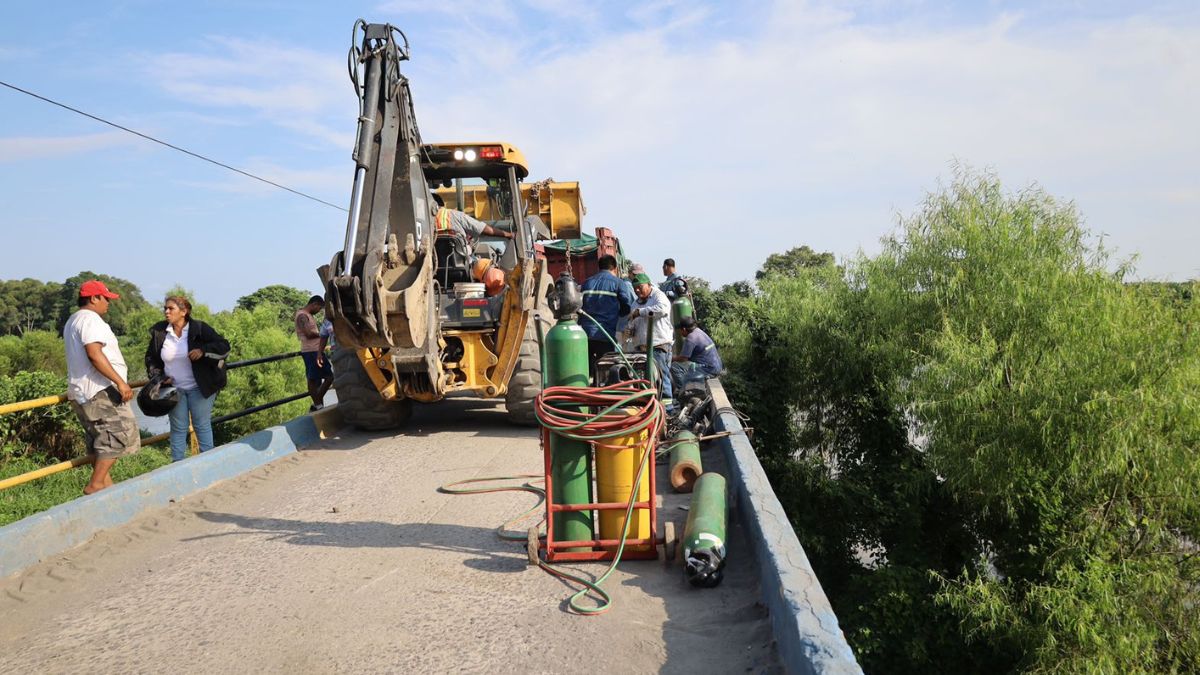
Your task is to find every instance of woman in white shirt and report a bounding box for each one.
[144,296,231,461]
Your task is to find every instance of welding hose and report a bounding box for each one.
[578,309,636,372]
[437,473,546,541]
[534,380,665,614]
[538,435,654,615]
[437,386,662,615]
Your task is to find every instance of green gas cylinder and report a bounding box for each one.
[670,295,694,326]
[545,318,594,549]
[682,472,727,587]
[671,295,694,354]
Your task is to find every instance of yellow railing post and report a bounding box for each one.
[188,422,198,456]
[0,351,305,492]
[0,455,95,491]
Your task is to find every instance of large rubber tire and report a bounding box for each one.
[504,323,542,426]
[330,347,413,430]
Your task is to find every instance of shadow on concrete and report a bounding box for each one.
[188,510,529,574]
[619,439,782,674]
[306,398,539,447]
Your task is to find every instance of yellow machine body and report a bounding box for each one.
[434,180,584,241]
[352,262,536,403]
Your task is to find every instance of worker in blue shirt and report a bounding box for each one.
[671,316,724,391]
[660,258,683,299]
[580,254,635,365]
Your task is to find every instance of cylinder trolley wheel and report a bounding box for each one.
[661,521,677,565]
[527,526,541,566]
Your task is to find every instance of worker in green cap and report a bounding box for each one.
[626,272,675,409]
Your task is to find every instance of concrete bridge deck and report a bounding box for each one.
[0,400,779,674]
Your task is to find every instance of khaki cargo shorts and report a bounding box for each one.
[70,387,141,460]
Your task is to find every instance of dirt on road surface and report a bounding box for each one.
[0,399,779,674]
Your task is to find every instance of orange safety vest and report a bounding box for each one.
[435,207,454,233]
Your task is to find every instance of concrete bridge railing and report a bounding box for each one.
[708,379,862,675]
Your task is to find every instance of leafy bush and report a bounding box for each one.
[0,330,68,378]
[209,304,308,445]
[720,169,1199,672]
[0,371,82,462]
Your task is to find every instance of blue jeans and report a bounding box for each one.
[652,348,673,407]
[168,387,216,461]
[671,361,720,392]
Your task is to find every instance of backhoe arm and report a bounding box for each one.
[319,20,435,350]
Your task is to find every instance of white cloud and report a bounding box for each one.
[175,159,346,200]
[135,2,1200,284]
[0,131,133,161]
[147,37,353,148]
[400,1,1199,282]
[375,0,519,25]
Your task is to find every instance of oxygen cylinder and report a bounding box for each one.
[682,472,727,587]
[545,276,594,550]
[668,430,702,493]
[671,295,694,354]
[595,408,651,551]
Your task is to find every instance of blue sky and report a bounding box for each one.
[1,1,1197,309]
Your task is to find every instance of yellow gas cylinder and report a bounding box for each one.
[595,408,652,551]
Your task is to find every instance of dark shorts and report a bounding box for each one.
[301,351,333,381]
[69,387,141,460]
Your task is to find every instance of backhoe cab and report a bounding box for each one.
[318,21,583,429]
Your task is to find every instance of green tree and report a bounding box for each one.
[689,277,754,329]
[236,285,312,325]
[0,279,63,336]
[722,169,1199,672]
[755,245,836,280]
[0,371,82,461]
[56,271,150,336]
[0,331,68,378]
[208,305,309,445]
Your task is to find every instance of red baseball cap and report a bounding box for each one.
[79,280,120,299]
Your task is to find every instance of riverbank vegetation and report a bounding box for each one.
[696,169,1197,673]
[0,282,314,525]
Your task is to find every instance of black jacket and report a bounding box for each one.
[145,318,232,398]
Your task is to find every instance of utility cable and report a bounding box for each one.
[0,79,347,212]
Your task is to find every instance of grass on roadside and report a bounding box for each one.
[0,443,174,527]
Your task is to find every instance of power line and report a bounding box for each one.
[0,79,347,212]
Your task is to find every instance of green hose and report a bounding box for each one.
[438,312,661,615]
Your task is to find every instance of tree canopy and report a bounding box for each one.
[236,285,313,324]
[0,279,63,336]
[755,245,836,280]
[56,271,150,336]
[716,170,1199,672]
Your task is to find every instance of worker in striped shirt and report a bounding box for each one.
[580,254,635,366]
